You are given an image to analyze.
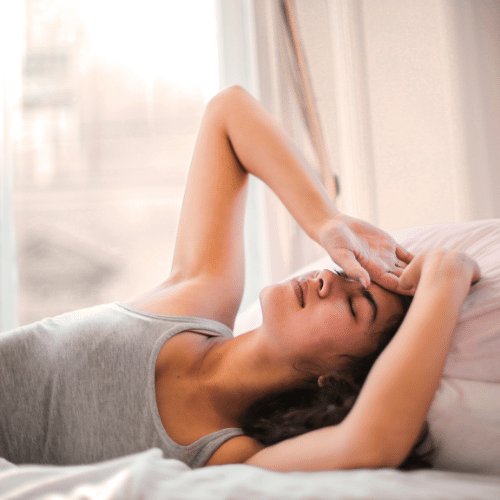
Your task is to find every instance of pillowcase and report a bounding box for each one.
[392,219,500,474]
[391,219,500,383]
[234,218,500,474]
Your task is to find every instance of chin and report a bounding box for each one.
[258,285,273,319]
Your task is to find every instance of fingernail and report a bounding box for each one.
[358,276,369,288]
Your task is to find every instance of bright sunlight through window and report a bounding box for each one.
[71,0,219,100]
[14,0,220,325]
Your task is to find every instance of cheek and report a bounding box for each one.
[310,312,376,359]
[313,302,350,336]
[260,285,287,324]
[297,315,348,358]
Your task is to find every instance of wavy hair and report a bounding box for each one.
[239,294,434,470]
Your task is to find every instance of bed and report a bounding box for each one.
[1,219,500,499]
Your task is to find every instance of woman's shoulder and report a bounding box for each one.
[116,301,233,337]
[123,274,240,330]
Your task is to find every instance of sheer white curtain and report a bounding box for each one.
[0,145,18,332]
[0,2,24,331]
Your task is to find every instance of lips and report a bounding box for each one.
[293,279,304,307]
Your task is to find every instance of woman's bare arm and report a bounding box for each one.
[214,87,412,291]
[129,86,411,325]
[244,250,480,470]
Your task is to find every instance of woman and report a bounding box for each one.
[0,86,479,470]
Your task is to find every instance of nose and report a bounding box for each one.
[316,269,363,299]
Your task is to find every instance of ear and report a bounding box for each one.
[317,374,328,388]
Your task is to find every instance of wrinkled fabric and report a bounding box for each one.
[1,449,500,500]
[0,303,241,468]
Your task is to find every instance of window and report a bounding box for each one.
[13,0,219,325]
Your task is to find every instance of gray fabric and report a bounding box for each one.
[0,302,243,468]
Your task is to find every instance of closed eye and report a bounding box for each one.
[362,289,378,325]
[335,269,349,280]
[348,297,356,317]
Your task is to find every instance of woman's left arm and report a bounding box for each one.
[218,86,412,291]
[129,87,411,325]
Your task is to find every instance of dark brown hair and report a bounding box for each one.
[239,294,434,470]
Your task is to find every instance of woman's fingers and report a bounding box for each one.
[398,250,480,293]
[372,272,406,294]
[334,251,414,294]
[331,248,414,293]
[398,253,425,291]
[396,246,414,264]
[388,266,404,277]
[372,256,405,275]
[320,214,416,292]
[332,249,371,288]
[366,265,415,295]
[472,263,481,285]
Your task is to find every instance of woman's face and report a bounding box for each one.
[259,269,405,372]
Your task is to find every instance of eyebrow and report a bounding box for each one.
[362,289,378,325]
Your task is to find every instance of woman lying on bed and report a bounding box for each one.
[0,86,479,471]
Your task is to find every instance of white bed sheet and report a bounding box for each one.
[1,448,500,500]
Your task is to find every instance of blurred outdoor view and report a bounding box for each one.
[13,0,219,325]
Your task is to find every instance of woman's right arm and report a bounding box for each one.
[244,249,480,471]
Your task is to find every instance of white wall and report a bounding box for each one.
[271,0,500,231]
[444,0,500,221]
[362,0,467,228]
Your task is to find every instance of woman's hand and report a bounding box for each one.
[318,214,413,294]
[398,248,481,295]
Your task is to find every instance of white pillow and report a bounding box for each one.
[391,219,500,383]
[234,218,500,474]
[428,377,500,474]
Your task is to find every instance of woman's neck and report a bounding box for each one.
[196,328,305,424]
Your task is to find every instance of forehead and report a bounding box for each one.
[367,283,404,334]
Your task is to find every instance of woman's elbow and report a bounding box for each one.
[208,85,249,110]
[366,440,416,469]
[368,449,407,469]
[348,434,411,470]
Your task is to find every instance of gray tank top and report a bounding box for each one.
[0,302,243,468]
